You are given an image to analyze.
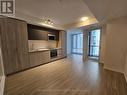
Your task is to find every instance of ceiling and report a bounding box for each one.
[83,0,127,24]
[15,0,127,29]
[15,0,97,29]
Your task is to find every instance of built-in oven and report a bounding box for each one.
[50,49,57,58]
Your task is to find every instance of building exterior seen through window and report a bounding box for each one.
[89,29,101,57]
[72,33,83,54]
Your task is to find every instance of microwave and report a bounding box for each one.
[48,34,56,40]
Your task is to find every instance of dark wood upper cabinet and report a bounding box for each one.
[0,17,29,75]
[28,29,48,40]
[27,24,59,41]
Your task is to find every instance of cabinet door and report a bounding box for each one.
[60,31,67,57]
[37,30,48,40]
[57,49,62,58]
[29,51,50,67]
[37,51,50,65]
[0,18,29,75]
[15,20,29,70]
[29,53,38,67]
[28,29,48,40]
[0,18,19,74]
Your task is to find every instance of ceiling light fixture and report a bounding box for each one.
[40,23,54,27]
[42,18,54,26]
[81,17,88,21]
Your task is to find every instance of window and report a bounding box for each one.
[89,29,101,57]
[72,33,83,54]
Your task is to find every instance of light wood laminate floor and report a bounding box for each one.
[4,55,127,95]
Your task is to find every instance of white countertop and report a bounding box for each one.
[29,47,62,53]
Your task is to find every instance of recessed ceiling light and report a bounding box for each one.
[81,17,88,21]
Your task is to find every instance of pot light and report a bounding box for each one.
[81,17,88,21]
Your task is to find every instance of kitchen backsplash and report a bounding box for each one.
[28,40,58,51]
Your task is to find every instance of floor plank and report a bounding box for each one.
[4,55,127,95]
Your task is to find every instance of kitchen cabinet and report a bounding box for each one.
[57,49,62,58]
[29,52,38,67]
[28,24,59,41]
[28,29,48,40]
[0,16,66,75]
[0,17,29,75]
[29,51,50,67]
[59,31,67,58]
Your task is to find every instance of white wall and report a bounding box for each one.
[99,25,106,63]
[104,16,127,73]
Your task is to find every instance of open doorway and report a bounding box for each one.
[88,29,101,59]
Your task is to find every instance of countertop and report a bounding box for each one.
[28,47,62,53]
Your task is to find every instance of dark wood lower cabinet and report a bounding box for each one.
[0,17,29,75]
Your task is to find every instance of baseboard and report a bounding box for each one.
[0,76,5,95]
[104,66,127,84]
[104,66,123,73]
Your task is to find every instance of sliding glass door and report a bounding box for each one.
[89,29,101,57]
[72,33,83,54]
